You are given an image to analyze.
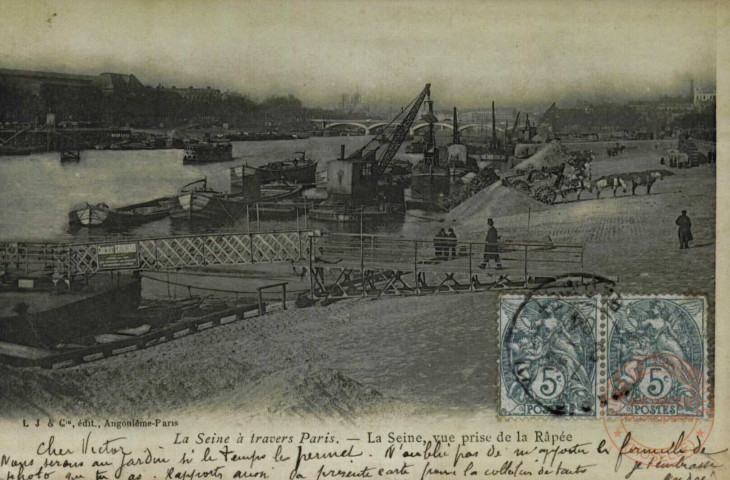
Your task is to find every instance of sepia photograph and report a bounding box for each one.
[0,1,724,478]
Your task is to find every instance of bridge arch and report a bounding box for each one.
[323,122,370,134]
[367,122,395,134]
[410,122,455,135]
[457,124,504,133]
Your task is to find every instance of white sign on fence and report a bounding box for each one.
[97,242,139,270]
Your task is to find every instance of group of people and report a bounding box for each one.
[434,228,458,259]
[433,220,503,269]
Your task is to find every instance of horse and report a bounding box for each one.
[630,171,665,195]
[559,176,593,201]
[589,175,628,199]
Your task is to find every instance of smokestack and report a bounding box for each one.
[340,145,345,160]
[492,101,497,147]
[453,107,459,144]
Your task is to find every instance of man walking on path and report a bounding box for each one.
[676,210,693,249]
[479,218,503,269]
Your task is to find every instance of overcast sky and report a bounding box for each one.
[0,0,717,108]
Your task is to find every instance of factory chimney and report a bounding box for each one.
[452,107,459,144]
[491,101,497,149]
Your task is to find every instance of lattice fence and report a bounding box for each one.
[0,231,317,276]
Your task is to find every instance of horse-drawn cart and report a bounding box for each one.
[502,163,590,204]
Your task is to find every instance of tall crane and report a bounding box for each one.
[367,83,431,180]
[508,112,521,143]
[536,102,556,134]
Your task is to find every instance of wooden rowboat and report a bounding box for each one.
[68,196,175,228]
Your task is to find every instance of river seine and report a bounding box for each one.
[0,135,435,243]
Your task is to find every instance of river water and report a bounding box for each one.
[0,135,438,243]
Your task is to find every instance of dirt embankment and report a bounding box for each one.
[445,181,549,226]
[0,291,498,419]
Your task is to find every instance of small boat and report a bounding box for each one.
[251,152,317,185]
[68,196,175,228]
[169,178,259,222]
[183,140,233,164]
[60,149,81,163]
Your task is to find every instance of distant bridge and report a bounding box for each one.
[309,118,504,136]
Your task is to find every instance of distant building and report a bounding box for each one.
[460,108,516,125]
[0,68,143,96]
[627,101,655,114]
[96,73,144,94]
[340,90,365,113]
[693,87,715,106]
[657,101,694,113]
[574,100,594,114]
[172,86,222,102]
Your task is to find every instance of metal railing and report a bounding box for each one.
[308,232,585,297]
[1,230,318,277]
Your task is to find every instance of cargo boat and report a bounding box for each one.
[68,196,175,228]
[183,140,233,164]
[0,274,142,348]
[250,152,317,185]
[169,175,302,223]
[169,178,256,222]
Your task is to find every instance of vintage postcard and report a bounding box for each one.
[0,1,726,479]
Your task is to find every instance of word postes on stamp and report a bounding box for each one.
[499,295,599,417]
[601,296,712,467]
[605,296,707,418]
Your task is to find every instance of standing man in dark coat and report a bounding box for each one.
[676,210,693,249]
[434,228,447,259]
[480,218,502,269]
[446,228,458,259]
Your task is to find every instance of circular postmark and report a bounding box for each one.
[500,273,614,417]
[602,353,714,467]
[601,296,714,467]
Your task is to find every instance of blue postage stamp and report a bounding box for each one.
[499,296,599,417]
[605,296,707,417]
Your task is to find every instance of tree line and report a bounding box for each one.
[0,83,338,130]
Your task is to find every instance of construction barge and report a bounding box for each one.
[311,83,434,223]
[0,273,142,348]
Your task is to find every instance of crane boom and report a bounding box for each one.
[536,102,556,130]
[509,112,520,143]
[372,83,431,179]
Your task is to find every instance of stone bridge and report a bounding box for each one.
[309,118,503,135]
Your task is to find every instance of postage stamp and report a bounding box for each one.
[601,296,712,467]
[605,296,707,418]
[499,295,600,417]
